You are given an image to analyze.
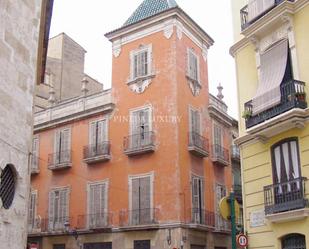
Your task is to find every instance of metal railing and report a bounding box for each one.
[244,80,307,129]
[40,216,72,232]
[119,208,159,226]
[240,0,293,30]
[233,184,243,203]
[231,145,240,161]
[212,144,229,165]
[83,142,110,159]
[264,177,308,215]
[48,150,72,169]
[189,208,215,227]
[77,213,112,230]
[123,131,155,153]
[189,132,209,154]
[215,213,231,232]
[28,217,41,232]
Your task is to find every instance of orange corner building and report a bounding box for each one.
[27,1,241,249]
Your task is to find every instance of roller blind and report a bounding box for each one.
[252,39,289,115]
[248,0,275,22]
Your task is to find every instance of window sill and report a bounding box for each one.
[186,75,201,86]
[127,74,155,94]
[127,74,155,85]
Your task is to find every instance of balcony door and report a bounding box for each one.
[89,119,107,157]
[271,139,303,208]
[192,176,204,224]
[130,107,151,148]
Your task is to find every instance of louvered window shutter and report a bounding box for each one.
[32,138,39,171]
[97,120,106,143]
[59,189,69,225]
[200,179,205,209]
[28,192,37,228]
[140,176,151,224]
[195,111,201,134]
[134,54,138,79]
[131,178,140,225]
[89,185,95,227]
[89,122,97,156]
[143,51,148,76]
[54,131,61,164]
[100,183,107,225]
[61,129,70,162]
[192,177,199,210]
[48,191,55,229]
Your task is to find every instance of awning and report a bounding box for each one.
[252,39,289,115]
[248,0,275,22]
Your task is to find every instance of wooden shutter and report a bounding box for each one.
[60,129,70,162]
[89,121,97,156]
[59,189,69,224]
[134,53,138,78]
[214,124,222,146]
[192,177,199,210]
[97,120,107,143]
[32,137,39,170]
[48,191,55,229]
[131,178,140,225]
[54,130,61,164]
[28,191,37,228]
[140,176,151,223]
[200,179,205,210]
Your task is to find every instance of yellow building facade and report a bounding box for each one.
[230,0,309,249]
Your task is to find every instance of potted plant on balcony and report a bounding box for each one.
[242,109,252,120]
[294,92,306,102]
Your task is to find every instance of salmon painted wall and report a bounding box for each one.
[31,22,233,228]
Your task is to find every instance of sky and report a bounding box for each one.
[50,0,238,119]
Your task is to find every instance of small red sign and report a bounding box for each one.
[237,234,248,248]
[30,243,38,249]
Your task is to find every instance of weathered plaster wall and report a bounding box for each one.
[0,0,42,248]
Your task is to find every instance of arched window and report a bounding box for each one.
[0,164,16,209]
[282,234,306,249]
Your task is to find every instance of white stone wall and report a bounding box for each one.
[0,0,42,248]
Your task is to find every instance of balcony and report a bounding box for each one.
[187,208,215,228]
[212,144,229,166]
[244,80,307,130]
[48,150,72,170]
[264,177,309,222]
[215,213,231,233]
[83,142,111,164]
[188,132,209,158]
[28,217,42,234]
[231,145,240,162]
[77,213,112,230]
[240,0,293,31]
[124,131,155,156]
[39,216,72,233]
[119,208,159,228]
[30,156,41,174]
[233,184,243,204]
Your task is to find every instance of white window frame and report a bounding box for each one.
[86,179,109,227]
[128,172,154,220]
[129,44,152,81]
[54,127,72,153]
[187,48,200,84]
[190,173,205,209]
[31,135,40,172]
[129,105,153,135]
[28,189,38,229]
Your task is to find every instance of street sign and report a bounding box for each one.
[236,234,248,248]
[219,196,240,221]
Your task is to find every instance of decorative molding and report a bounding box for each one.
[188,80,201,97]
[176,22,183,40]
[112,40,122,57]
[202,43,208,61]
[259,23,289,52]
[129,78,153,94]
[163,20,174,39]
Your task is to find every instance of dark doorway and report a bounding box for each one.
[84,242,112,249]
[134,240,151,249]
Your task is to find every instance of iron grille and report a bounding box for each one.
[282,234,306,249]
[0,165,16,209]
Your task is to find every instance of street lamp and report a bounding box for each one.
[64,221,79,241]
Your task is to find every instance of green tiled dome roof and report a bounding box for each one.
[123,0,178,27]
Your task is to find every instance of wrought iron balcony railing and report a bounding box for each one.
[123,131,155,156]
[83,142,111,164]
[231,145,240,162]
[48,150,72,170]
[28,217,42,233]
[189,208,215,227]
[233,184,243,204]
[264,177,308,215]
[215,213,231,232]
[240,0,293,31]
[40,216,72,232]
[77,213,112,230]
[31,156,41,174]
[188,132,209,157]
[119,208,159,227]
[244,80,307,129]
[212,144,229,166]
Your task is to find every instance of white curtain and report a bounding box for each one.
[274,147,282,193]
[291,141,300,188]
[252,39,288,115]
[248,0,275,22]
[282,143,291,191]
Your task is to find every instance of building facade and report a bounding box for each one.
[230,0,309,248]
[28,1,240,249]
[0,0,53,248]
